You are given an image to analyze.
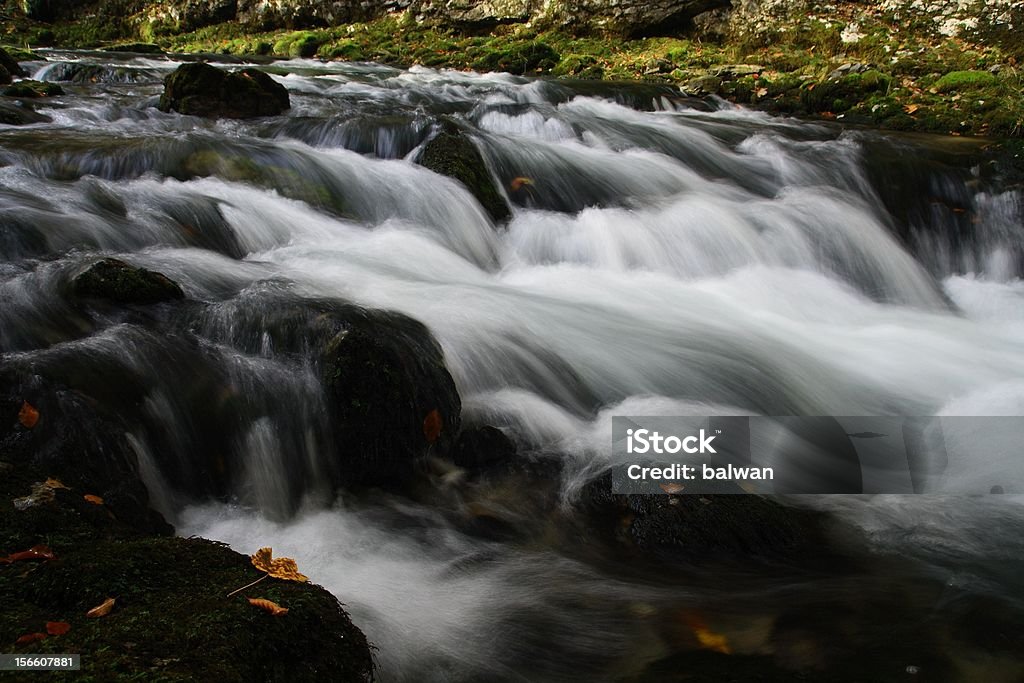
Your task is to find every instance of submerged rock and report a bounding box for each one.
[158,62,290,119]
[72,258,185,305]
[102,42,165,54]
[417,119,511,223]
[0,100,52,125]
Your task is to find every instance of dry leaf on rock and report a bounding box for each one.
[15,632,46,646]
[83,494,104,505]
[86,597,116,618]
[423,409,442,443]
[250,547,308,582]
[46,621,71,636]
[1,544,56,563]
[248,597,289,616]
[18,401,39,429]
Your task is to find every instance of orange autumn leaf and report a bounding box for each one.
[509,176,534,192]
[44,478,69,491]
[15,632,46,646]
[18,401,39,429]
[904,103,920,114]
[659,483,685,494]
[423,409,442,443]
[83,494,104,505]
[1,544,56,563]
[86,597,116,618]
[46,621,71,636]
[250,547,308,582]
[248,597,289,616]
[684,613,731,654]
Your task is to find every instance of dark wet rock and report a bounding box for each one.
[318,306,462,486]
[72,258,185,305]
[0,64,10,87]
[158,62,290,119]
[417,119,511,223]
[0,368,172,536]
[0,47,27,79]
[2,80,64,98]
[41,62,147,84]
[578,474,835,565]
[452,425,516,471]
[0,99,52,125]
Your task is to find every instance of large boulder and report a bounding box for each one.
[236,0,382,29]
[0,99,52,125]
[72,258,185,305]
[158,62,290,119]
[417,119,511,223]
[2,80,64,98]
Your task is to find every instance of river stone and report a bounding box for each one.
[418,119,511,223]
[158,62,290,119]
[0,99,52,125]
[452,425,517,471]
[73,258,185,305]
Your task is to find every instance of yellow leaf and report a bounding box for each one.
[904,103,920,114]
[250,547,308,583]
[86,597,116,618]
[248,597,289,616]
[44,478,69,491]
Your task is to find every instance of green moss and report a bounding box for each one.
[933,69,998,93]
[471,41,559,75]
[272,30,326,59]
[3,79,63,97]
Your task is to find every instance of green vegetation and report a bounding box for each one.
[0,1,1021,137]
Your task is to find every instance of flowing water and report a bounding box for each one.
[3,51,1024,681]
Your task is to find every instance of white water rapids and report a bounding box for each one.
[3,52,1024,680]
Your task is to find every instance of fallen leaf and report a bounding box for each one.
[15,633,46,646]
[660,483,685,494]
[86,597,116,618]
[83,494,104,505]
[44,478,69,491]
[46,622,71,636]
[250,547,308,583]
[248,597,289,616]
[903,103,920,114]
[423,409,442,443]
[18,401,39,429]
[1,544,56,563]
[509,176,534,192]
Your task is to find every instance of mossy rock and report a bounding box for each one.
[158,62,290,119]
[3,80,64,98]
[0,47,28,79]
[273,31,326,59]
[417,119,511,223]
[0,449,374,682]
[471,41,559,75]
[320,40,366,61]
[72,258,185,305]
[552,54,604,79]
[933,69,998,93]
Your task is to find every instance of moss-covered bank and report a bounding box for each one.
[2,1,1023,138]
